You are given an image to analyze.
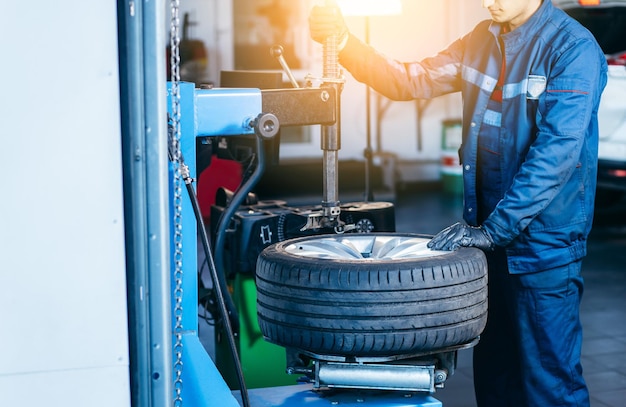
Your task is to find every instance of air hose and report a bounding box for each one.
[212,113,278,331]
[168,130,250,407]
[213,132,267,304]
[183,167,250,407]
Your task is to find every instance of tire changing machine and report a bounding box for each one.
[169,82,447,407]
[165,19,473,407]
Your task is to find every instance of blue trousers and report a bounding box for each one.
[473,249,590,407]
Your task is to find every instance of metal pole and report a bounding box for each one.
[118,0,173,405]
[364,15,374,201]
[321,0,343,224]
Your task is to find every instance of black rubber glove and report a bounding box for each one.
[427,222,495,251]
[309,3,349,46]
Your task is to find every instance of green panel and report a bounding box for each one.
[216,274,297,389]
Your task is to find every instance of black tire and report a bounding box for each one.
[256,233,488,357]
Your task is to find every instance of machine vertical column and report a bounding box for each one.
[321,2,343,224]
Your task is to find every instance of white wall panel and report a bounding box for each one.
[0,1,130,405]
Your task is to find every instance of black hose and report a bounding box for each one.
[168,125,240,330]
[183,176,250,407]
[213,134,267,309]
[168,123,250,407]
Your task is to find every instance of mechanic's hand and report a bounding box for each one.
[427,222,495,251]
[309,3,349,47]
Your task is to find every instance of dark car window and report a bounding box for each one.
[565,7,626,55]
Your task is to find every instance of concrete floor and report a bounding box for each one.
[201,182,626,406]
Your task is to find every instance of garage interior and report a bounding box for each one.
[2,1,626,407]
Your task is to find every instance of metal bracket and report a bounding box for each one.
[261,87,336,127]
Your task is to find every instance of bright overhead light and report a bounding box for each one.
[336,0,403,17]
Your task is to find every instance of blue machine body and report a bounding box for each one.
[166,81,442,407]
[168,82,243,407]
[239,385,442,407]
[195,87,262,137]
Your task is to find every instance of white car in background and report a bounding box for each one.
[554,0,626,206]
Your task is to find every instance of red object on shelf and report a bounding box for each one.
[196,157,242,222]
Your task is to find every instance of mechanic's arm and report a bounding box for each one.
[308,3,463,101]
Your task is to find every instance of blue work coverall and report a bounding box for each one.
[337,1,607,405]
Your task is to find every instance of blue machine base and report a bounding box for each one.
[234,384,442,407]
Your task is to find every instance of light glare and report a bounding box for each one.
[337,0,403,16]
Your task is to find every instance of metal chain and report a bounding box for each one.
[169,0,184,406]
